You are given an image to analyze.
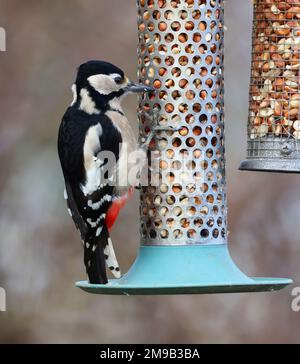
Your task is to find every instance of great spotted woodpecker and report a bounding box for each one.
[58,60,153,284]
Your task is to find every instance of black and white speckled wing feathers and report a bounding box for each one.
[58,108,122,283]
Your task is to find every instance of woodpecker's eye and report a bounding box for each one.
[115,76,123,84]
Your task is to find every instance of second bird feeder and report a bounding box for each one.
[77,0,292,295]
[240,0,300,173]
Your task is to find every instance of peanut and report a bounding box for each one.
[153,80,162,89]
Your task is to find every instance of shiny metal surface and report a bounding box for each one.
[137,0,227,246]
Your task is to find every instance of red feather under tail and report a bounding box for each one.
[105,188,134,231]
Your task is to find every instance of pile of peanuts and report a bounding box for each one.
[249,0,300,139]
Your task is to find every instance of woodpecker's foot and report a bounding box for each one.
[140,125,181,151]
[153,125,181,132]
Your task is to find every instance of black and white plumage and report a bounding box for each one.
[58,60,152,284]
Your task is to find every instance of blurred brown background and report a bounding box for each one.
[0,0,299,343]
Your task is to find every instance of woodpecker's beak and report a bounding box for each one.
[126,81,154,93]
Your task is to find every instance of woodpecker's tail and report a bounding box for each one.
[84,226,107,284]
[104,234,121,279]
[84,224,120,284]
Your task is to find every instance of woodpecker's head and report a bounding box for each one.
[72,60,153,113]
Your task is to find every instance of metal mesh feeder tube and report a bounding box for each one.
[76,0,292,295]
[239,0,300,173]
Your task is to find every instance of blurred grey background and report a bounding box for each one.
[0,0,299,343]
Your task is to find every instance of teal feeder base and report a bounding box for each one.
[76,245,292,295]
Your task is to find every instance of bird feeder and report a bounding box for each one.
[76,0,292,294]
[239,0,300,173]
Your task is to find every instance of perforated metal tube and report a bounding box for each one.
[137,0,227,246]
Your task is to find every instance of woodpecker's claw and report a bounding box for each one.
[139,110,182,151]
[153,126,181,132]
[140,125,182,151]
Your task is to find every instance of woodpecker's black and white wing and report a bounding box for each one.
[58,108,122,284]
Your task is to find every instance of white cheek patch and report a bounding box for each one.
[87,74,119,95]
